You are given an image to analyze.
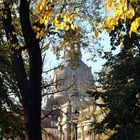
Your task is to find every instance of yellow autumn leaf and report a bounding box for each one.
[42,0,45,6]
[108,0,112,6]
[39,5,43,10]
[44,44,49,49]
[36,33,40,39]
[71,24,75,30]
[45,6,48,11]
[71,24,78,30]
[111,18,119,26]
[126,8,135,19]
[116,5,123,15]
[60,42,66,48]
[136,17,140,23]
[99,22,103,28]
[129,17,140,36]
[106,16,111,23]
[95,30,99,37]
[55,26,59,31]
[121,0,126,5]
[59,22,66,30]
[64,16,71,23]
[104,17,118,31]
[75,24,78,30]
[53,17,59,25]
[44,19,48,25]
[65,25,69,31]
[74,9,79,14]
[40,18,44,24]
[66,10,70,15]
[106,28,112,33]
[130,0,139,2]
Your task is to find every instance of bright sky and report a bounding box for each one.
[83,31,111,73]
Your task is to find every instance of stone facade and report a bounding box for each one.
[42,49,97,140]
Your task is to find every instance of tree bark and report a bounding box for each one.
[19,0,42,139]
[2,1,42,140]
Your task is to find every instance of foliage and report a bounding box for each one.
[33,0,103,59]
[92,1,140,139]
[102,0,140,37]
[0,47,24,139]
[0,0,47,139]
[95,54,140,139]
[34,0,79,37]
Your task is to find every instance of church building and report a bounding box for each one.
[41,47,101,140]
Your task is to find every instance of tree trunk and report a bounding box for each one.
[19,0,42,139]
[2,1,43,140]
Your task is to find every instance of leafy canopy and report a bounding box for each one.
[33,0,79,40]
[101,0,140,36]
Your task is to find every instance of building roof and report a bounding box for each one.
[51,48,94,99]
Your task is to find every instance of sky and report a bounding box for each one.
[82,31,111,73]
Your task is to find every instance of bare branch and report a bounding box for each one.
[41,108,66,120]
[42,64,63,74]
[42,79,76,97]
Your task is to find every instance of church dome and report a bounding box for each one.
[52,49,94,99]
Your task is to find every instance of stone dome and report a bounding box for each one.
[52,49,94,99]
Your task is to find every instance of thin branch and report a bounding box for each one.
[42,80,76,96]
[42,78,64,88]
[42,64,63,74]
[41,108,66,120]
